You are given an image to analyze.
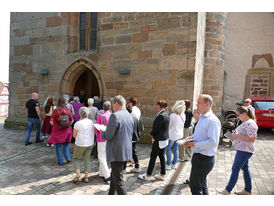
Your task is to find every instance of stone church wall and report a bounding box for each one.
[97,13,198,117]
[6,12,199,140]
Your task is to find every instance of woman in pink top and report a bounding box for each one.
[217,106,258,195]
[94,101,112,183]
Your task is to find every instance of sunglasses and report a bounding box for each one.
[244,101,250,103]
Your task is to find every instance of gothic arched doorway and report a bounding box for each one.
[60,59,104,105]
[73,69,100,105]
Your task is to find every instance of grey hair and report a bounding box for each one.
[112,95,126,107]
[63,94,69,104]
[171,100,186,115]
[88,98,94,106]
[74,96,80,102]
[79,107,89,118]
[93,96,100,101]
[103,101,111,111]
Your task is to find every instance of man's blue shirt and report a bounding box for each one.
[191,110,221,156]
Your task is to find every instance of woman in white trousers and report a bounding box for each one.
[94,101,112,183]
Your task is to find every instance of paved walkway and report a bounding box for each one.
[0,121,273,195]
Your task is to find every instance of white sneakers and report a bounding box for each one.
[216,188,252,195]
[166,164,172,170]
[216,188,231,195]
[166,164,177,170]
[130,167,140,173]
[138,173,155,181]
[138,173,166,181]
[171,164,177,169]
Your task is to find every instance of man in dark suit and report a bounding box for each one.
[139,99,170,181]
[102,95,134,195]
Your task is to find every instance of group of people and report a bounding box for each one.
[24,92,258,195]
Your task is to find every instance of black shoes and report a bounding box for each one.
[25,139,44,145]
[25,142,32,146]
[183,179,190,184]
[104,177,111,183]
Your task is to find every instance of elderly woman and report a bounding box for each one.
[217,106,258,195]
[87,98,99,123]
[72,107,95,183]
[50,97,73,166]
[71,96,83,122]
[94,101,112,183]
[166,100,186,170]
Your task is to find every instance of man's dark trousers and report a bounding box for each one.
[132,142,139,168]
[147,140,166,175]
[189,153,215,195]
[109,161,127,195]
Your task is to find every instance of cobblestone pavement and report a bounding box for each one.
[0,121,273,195]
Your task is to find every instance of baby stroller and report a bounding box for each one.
[219,110,238,147]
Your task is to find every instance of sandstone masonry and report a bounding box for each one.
[6,12,230,142]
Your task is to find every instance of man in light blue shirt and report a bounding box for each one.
[184,94,221,195]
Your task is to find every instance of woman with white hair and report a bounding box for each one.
[87,98,99,123]
[72,107,95,183]
[166,100,186,170]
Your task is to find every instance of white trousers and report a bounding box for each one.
[97,141,110,179]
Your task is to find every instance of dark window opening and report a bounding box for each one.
[78,12,97,52]
[90,12,98,50]
[79,12,87,51]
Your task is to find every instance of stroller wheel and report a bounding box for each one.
[219,137,223,145]
[229,140,233,147]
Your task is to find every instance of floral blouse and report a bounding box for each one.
[235,119,258,153]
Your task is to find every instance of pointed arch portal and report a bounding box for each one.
[60,59,104,103]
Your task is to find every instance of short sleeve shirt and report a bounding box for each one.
[88,107,99,122]
[235,119,258,153]
[26,99,39,118]
[74,118,94,147]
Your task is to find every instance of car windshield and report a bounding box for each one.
[253,101,274,110]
